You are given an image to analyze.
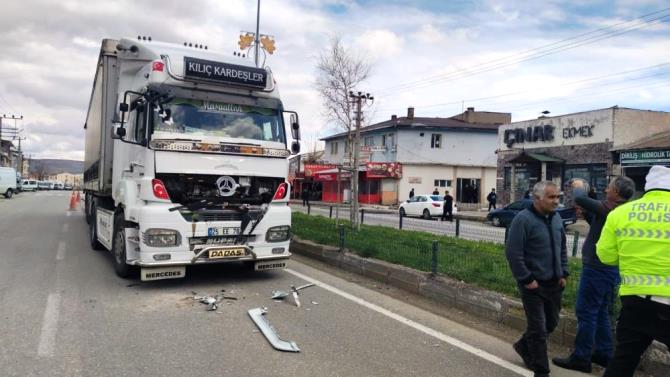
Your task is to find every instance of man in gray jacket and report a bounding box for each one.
[506,181,569,377]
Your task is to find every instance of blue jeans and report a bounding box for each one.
[573,265,620,360]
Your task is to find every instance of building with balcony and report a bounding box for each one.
[321,107,509,206]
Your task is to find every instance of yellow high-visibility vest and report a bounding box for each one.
[597,190,670,297]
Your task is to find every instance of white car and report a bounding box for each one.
[22,179,38,191]
[399,194,444,219]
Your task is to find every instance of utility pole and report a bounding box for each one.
[348,91,373,230]
[0,114,23,168]
[254,0,261,67]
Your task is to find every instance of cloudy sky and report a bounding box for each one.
[1,0,669,160]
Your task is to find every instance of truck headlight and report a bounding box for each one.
[143,229,181,247]
[266,225,291,243]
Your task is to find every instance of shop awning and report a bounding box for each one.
[509,152,564,164]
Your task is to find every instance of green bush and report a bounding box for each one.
[292,212,583,309]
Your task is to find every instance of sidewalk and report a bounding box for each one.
[289,199,590,235]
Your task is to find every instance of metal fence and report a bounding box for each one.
[293,205,586,257]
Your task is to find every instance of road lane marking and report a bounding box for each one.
[56,241,66,261]
[66,211,71,217]
[62,223,69,233]
[37,293,61,357]
[285,268,533,377]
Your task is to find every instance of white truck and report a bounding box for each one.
[83,37,300,281]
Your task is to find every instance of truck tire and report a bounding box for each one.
[84,193,91,224]
[112,212,131,278]
[89,201,104,251]
[4,189,13,199]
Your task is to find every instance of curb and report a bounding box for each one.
[290,237,670,375]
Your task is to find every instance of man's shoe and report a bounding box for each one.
[591,354,610,368]
[534,373,549,377]
[513,340,532,369]
[552,355,592,373]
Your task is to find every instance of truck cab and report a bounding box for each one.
[83,37,300,281]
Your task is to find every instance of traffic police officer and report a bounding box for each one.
[597,165,670,377]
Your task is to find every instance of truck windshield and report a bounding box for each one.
[152,98,285,143]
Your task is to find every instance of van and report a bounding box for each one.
[22,179,38,191]
[0,167,18,198]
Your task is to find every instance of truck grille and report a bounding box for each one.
[179,209,262,222]
[190,235,256,252]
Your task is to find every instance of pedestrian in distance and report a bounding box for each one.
[441,190,453,222]
[552,176,635,373]
[588,186,598,200]
[302,186,310,207]
[487,188,497,211]
[432,187,439,195]
[597,165,670,377]
[505,181,569,377]
[409,188,415,199]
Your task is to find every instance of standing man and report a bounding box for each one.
[487,188,497,211]
[409,188,415,199]
[552,176,635,373]
[432,187,439,195]
[441,190,453,222]
[506,181,569,377]
[597,165,670,377]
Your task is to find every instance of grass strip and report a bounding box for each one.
[292,212,583,309]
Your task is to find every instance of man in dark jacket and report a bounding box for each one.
[552,176,635,373]
[487,188,497,211]
[441,190,453,221]
[506,181,569,377]
[409,188,415,199]
[301,186,310,207]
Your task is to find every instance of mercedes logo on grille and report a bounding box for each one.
[216,176,238,197]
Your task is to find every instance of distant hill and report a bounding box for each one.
[30,159,83,175]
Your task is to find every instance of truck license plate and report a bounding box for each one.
[254,261,287,271]
[208,227,241,236]
[208,248,245,259]
[141,266,186,281]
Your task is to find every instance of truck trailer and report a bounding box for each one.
[83,37,300,281]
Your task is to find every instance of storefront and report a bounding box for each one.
[496,108,614,204]
[618,146,670,192]
[312,162,402,204]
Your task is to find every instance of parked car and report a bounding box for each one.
[0,167,18,198]
[399,194,444,219]
[64,183,73,190]
[486,199,577,227]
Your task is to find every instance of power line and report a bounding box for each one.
[374,62,670,113]
[374,8,670,95]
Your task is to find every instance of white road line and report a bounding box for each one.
[285,268,533,377]
[66,211,71,217]
[56,241,66,261]
[37,293,61,357]
[62,223,69,233]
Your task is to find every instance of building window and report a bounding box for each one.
[330,142,338,155]
[388,133,395,146]
[433,179,452,187]
[364,136,374,146]
[503,167,511,190]
[431,134,441,148]
[564,164,608,196]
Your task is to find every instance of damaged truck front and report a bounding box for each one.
[83,37,300,281]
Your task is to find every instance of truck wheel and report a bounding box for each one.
[89,201,104,251]
[84,193,91,224]
[4,189,13,199]
[112,212,131,278]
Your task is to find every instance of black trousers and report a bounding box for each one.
[488,201,496,211]
[441,207,452,221]
[517,282,563,374]
[604,295,670,377]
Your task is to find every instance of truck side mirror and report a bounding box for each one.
[116,127,126,138]
[289,113,300,140]
[291,141,300,154]
[119,103,129,112]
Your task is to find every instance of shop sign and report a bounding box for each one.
[620,149,670,166]
[504,125,555,148]
[314,171,351,181]
[365,162,402,178]
[304,164,337,177]
[408,177,422,184]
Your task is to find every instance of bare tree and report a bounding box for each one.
[316,37,371,226]
[302,136,324,164]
